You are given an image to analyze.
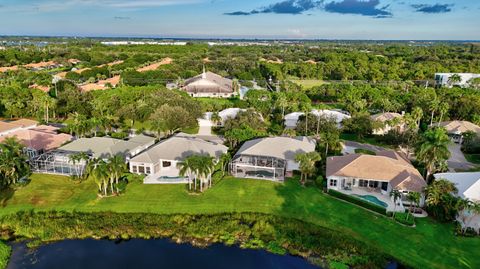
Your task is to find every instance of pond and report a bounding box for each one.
[7,239,320,269]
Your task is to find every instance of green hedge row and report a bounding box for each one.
[0,241,10,269]
[328,189,387,215]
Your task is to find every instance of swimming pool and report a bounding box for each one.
[353,194,388,208]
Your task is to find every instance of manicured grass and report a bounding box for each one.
[340,133,393,149]
[0,241,10,269]
[1,174,479,269]
[291,79,327,89]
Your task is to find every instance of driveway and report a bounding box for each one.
[447,143,476,171]
[341,140,386,155]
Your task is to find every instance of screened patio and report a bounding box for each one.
[30,150,88,176]
[230,155,286,182]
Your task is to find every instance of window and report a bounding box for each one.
[381,182,389,191]
[162,161,172,167]
[359,179,368,187]
[329,179,337,187]
[138,166,145,174]
[145,167,151,174]
[132,166,137,173]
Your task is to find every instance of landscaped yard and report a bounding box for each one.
[1,174,479,269]
[464,153,480,165]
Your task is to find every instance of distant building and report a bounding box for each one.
[434,73,480,88]
[437,120,480,143]
[371,112,405,135]
[181,68,236,98]
[284,110,351,129]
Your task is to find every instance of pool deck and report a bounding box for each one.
[338,188,404,212]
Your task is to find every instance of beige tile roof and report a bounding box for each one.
[327,150,426,192]
[183,71,234,94]
[371,112,402,122]
[0,122,21,134]
[437,121,480,134]
[24,61,59,69]
[29,84,50,93]
[130,133,228,163]
[0,66,19,73]
[10,119,39,128]
[0,125,72,151]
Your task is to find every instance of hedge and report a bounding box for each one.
[0,241,10,269]
[328,189,387,215]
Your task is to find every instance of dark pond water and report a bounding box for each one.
[7,239,320,269]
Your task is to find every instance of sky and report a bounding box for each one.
[0,0,479,40]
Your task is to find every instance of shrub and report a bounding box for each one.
[110,132,129,140]
[328,190,387,215]
[393,213,415,226]
[0,241,11,269]
[354,148,376,155]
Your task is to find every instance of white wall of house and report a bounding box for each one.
[435,73,480,88]
[190,92,235,98]
[286,160,300,172]
[130,159,181,177]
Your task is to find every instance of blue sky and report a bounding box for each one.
[0,0,478,39]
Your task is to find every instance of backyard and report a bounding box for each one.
[0,174,479,269]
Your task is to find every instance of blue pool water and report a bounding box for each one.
[353,194,388,208]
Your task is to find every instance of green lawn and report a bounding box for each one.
[1,174,479,269]
[340,133,394,149]
[291,79,327,89]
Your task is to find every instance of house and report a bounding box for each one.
[326,150,426,212]
[181,68,236,98]
[0,124,72,158]
[434,172,480,231]
[200,108,246,127]
[31,135,155,176]
[437,120,480,143]
[129,133,228,184]
[230,136,316,182]
[434,73,480,88]
[284,110,350,129]
[0,119,39,137]
[371,112,405,135]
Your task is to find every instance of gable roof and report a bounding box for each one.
[0,119,38,134]
[437,121,480,135]
[183,71,233,94]
[130,133,228,163]
[327,150,425,192]
[434,172,480,202]
[234,136,316,161]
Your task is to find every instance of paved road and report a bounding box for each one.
[447,143,476,171]
[341,140,386,154]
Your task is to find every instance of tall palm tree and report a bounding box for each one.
[0,137,30,188]
[210,112,222,126]
[411,107,423,131]
[275,92,288,119]
[107,155,127,194]
[429,98,439,126]
[295,151,321,186]
[390,189,402,217]
[416,128,451,181]
[218,152,231,178]
[406,191,421,220]
[177,156,199,191]
[437,103,450,126]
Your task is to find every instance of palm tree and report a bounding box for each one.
[210,112,222,126]
[411,107,423,131]
[299,103,312,136]
[107,155,127,194]
[447,74,462,86]
[87,158,108,196]
[406,192,421,220]
[196,155,216,192]
[429,98,439,126]
[294,151,321,186]
[437,103,450,126]
[275,92,288,119]
[218,152,231,178]
[0,137,30,188]
[177,156,199,191]
[390,189,402,217]
[69,152,89,179]
[416,128,451,181]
